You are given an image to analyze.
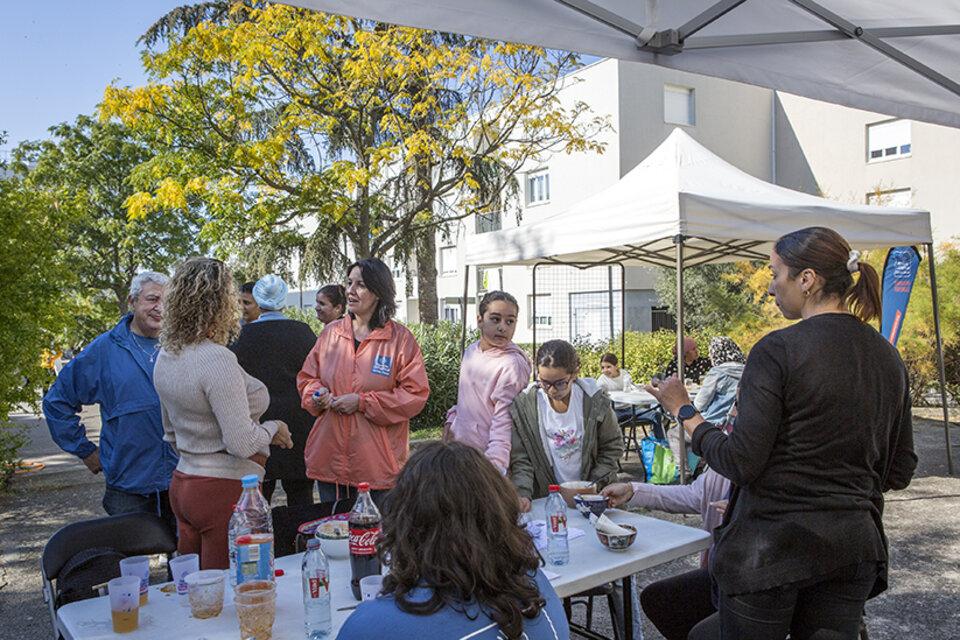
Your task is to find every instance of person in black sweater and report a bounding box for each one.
[647,227,917,640]
[231,274,318,505]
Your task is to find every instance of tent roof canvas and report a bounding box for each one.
[279,0,960,129]
[464,129,932,268]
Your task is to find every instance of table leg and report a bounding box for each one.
[622,574,633,640]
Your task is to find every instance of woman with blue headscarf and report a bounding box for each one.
[230,274,318,505]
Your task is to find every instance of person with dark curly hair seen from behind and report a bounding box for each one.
[336,441,570,640]
[154,258,293,569]
[647,227,917,640]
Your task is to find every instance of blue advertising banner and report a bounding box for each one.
[880,246,922,346]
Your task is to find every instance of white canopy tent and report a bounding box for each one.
[279,1,960,129]
[466,129,932,268]
[463,129,949,475]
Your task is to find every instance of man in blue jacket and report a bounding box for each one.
[43,271,178,535]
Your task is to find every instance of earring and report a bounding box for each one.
[802,288,810,297]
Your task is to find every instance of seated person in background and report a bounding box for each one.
[601,405,737,640]
[669,337,745,467]
[694,337,745,424]
[662,337,711,384]
[509,340,623,513]
[336,441,570,640]
[596,352,636,423]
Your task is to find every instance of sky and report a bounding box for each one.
[0,0,186,153]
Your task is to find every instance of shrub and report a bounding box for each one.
[283,306,325,335]
[574,329,713,385]
[406,321,478,439]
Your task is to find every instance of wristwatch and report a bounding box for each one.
[677,404,697,422]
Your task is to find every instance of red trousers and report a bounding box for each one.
[169,470,243,570]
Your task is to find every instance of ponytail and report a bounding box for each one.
[846,260,882,323]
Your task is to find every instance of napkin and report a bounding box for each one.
[524,520,585,550]
[589,513,633,536]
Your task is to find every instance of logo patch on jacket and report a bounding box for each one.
[371,355,392,377]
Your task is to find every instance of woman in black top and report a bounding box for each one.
[648,227,917,640]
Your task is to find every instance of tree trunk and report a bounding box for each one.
[416,229,438,325]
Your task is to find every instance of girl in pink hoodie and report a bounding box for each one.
[444,291,532,475]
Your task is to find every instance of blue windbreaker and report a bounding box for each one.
[42,314,177,494]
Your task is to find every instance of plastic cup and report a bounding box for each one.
[168,553,199,607]
[234,581,277,640]
[119,556,150,605]
[359,574,383,601]
[107,576,141,633]
[185,569,225,619]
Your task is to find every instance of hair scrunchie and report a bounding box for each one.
[847,249,861,273]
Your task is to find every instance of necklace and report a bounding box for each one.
[130,332,160,363]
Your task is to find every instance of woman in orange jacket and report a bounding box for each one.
[297,257,430,503]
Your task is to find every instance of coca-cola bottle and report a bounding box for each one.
[348,482,382,600]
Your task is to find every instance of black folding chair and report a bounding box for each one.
[41,512,177,639]
[271,500,351,558]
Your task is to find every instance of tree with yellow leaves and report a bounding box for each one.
[102,1,608,322]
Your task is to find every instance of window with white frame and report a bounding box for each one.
[867,120,911,162]
[478,266,502,294]
[526,294,553,329]
[475,210,502,234]
[664,84,695,126]
[440,246,458,276]
[527,170,550,205]
[443,304,461,323]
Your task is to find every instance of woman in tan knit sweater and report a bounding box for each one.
[154,258,293,569]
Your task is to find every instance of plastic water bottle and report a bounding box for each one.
[227,503,243,588]
[302,538,332,639]
[232,474,275,586]
[545,484,569,565]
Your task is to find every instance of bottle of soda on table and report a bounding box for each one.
[302,538,332,639]
[545,484,569,565]
[348,482,382,600]
[231,474,275,586]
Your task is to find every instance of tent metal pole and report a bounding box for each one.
[460,267,470,355]
[620,264,626,370]
[675,236,689,484]
[926,243,955,475]
[533,265,539,362]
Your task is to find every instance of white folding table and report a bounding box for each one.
[57,502,710,639]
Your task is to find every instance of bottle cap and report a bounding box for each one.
[358,482,370,492]
[241,474,259,488]
[307,539,320,550]
[548,484,560,492]
[275,569,285,577]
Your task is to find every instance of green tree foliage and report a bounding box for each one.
[101,2,608,323]
[0,160,75,485]
[11,116,205,347]
[654,262,765,334]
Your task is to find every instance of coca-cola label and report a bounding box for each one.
[349,526,381,555]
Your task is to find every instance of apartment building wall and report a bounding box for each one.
[775,91,960,241]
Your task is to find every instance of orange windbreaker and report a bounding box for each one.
[296,317,430,490]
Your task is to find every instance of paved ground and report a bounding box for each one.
[0,409,957,639]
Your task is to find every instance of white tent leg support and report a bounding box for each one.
[927,243,955,475]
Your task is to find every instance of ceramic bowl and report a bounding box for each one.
[558,481,597,507]
[304,514,350,559]
[573,493,609,519]
[595,523,637,551]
